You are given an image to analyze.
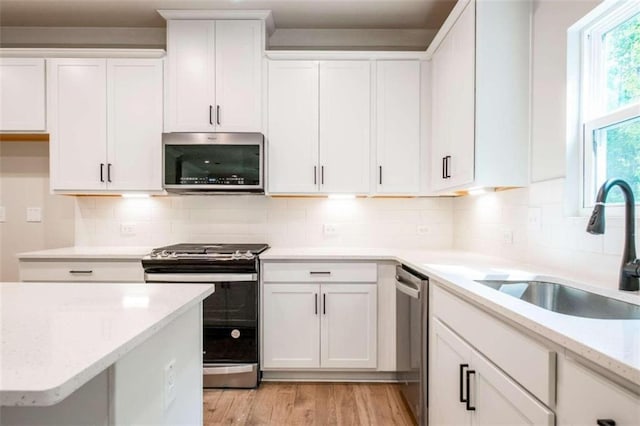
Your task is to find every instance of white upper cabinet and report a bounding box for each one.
[165,19,262,133]
[429,0,531,193]
[165,20,215,132]
[48,58,108,191]
[49,58,163,193]
[0,58,46,131]
[319,61,371,194]
[267,60,320,194]
[267,60,371,195]
[215,20,262,132]
[375,61,421,194]
[107,59,163,191]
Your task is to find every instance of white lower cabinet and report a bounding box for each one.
[557,356,640,426]
[431,319,554,426]
[262,282,377,370]
[262,284,320,369]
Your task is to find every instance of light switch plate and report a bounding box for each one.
[26,207,42,223]
[120,223,137,236]
[0,206,5,222]
[502,228,514,244]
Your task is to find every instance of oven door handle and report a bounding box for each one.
[395,277,421,299]
[144,273,256,283]
[203,365,254,375]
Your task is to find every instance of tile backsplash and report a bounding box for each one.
[453,178,638,291]
[75,195,454,250]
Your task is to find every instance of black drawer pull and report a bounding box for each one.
[69,270,93,274]
[309,271,331,275]
[459,364,469,403]
[597,420,616,426]
[465,369,476,411]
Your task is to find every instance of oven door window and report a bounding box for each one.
[164,144,260,186]
[203,281,257,327]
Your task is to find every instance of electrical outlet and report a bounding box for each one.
[164,359,177,410]
[26,207,42,223]
[502,228,514,244]
[120,223,137,236]
[417,225,430,235]
[0,206,5,222]
[323,223,338,236]
[528,208,542,230]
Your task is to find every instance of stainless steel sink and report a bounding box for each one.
[474,280,640,320]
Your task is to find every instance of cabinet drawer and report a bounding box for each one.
[432,284,556,406]
[262,262,377,283]
[19,260,144,282]
[558,356,640,426]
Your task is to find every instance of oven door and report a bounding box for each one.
[163,132,264,193]
[145,272,260,388]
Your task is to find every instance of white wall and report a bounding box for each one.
[74,195,454,249]
[0,142,75,282]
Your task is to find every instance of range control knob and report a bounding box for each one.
[245,251,254,259]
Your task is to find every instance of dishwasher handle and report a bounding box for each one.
[396,277,421,299]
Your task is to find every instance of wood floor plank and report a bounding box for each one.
[203,382,416,426]
[245,383,278,425]
[314,384,338,426]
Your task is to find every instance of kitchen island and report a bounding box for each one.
[0,281,214,426]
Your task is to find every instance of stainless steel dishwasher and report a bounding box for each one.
[395,264,429,425]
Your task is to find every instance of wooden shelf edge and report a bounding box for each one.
[0,133,49,142]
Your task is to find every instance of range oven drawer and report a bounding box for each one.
[203,326,258,364]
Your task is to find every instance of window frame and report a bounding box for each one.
[579,1,640,212]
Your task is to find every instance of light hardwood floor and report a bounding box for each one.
[203,382,416,425]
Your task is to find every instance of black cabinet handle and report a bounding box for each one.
[209,105,213,125]
[69,270,93,274]
[379,166,383,185]
[107,163,112,183]
[216,105,221,125]
[321,166,325,185]
[442,157,446,179]
[323,293,326,315]
[445,156,452,179]
[465,369,476,411]
[310,271,331,275]
[314,166,317,185]
[597,420,616,426]
[459,364,469,403]
[100,163,105,182]
[315,293,318,315]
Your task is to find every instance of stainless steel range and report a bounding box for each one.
[142,243,269,388]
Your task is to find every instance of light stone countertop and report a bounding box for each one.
[16,246,153,260]
[0,282,214,407]
[261,247,640,387]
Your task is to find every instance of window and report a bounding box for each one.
[582,2,640,206]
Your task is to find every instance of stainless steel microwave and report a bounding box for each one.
[163,132,264,194]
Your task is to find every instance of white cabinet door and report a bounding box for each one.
[321,284,377,369]
[267,60,319,194]
[165,20,215,132]
[215,20,262,132]
[262,284,320,369]
[0,58,46,131]
[48,58,107,191]
[430,0,475,192]
[107,59,163,191]
[472,350,554,426]
[448,0,475,189]
[430,319,473,426]
[319,61,371,194]
[557,356,640,426]
[375,61,421,194]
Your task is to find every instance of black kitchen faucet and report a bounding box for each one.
[586,178,640,291]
